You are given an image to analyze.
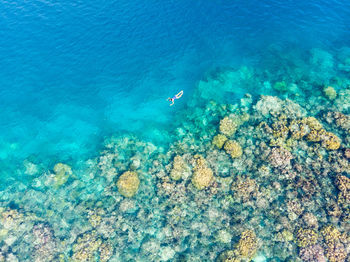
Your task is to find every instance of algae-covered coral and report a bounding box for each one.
[0,46,350,261]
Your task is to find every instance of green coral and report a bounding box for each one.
[324,86,337,100]
[53,163,72,187]
[273,81,288,92]
[212,134,228,149]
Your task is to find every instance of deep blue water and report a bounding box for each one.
[1,0,350,184]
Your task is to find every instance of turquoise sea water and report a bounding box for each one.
[0,0,350,261]
[1,0,349,184]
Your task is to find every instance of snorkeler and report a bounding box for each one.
[167,90,183,106]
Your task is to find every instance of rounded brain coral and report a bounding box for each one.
[219,117,237,137]
[117,171,140,197]
[224,140,243,158]
[212,134,228,149]
[191,155,213,190]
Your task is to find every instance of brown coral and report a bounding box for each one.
[191,155,214,190]
[268,147,293,168]
[320,225,341,245]
[324,242,346,262]
[231,176,258,202]
[321,132,341,150]
[296,228,318,248]
[170,155,189,181]
[236,230,258,259]
[289,119,309,139]
[117,171,140,197]
[335,175,350,205]
[220,117,237,137]
[224,140,243,158]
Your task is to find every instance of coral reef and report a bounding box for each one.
[236,230,258,260]
[116,171,140,197]
[268,147,293,168]
[224,140,243,158]
[299,244,326,262]
[323,86,337,100]
[220,116,238,137]
[191,155,214,190]
[212,134,228,149]
[170,155,189,181]
[71,232,104,262]
[296,228,318,248]
[53,163,72,187]
[1,47,350,261]
[219,230,258,262]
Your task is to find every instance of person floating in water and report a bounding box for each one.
[167,90,183,106]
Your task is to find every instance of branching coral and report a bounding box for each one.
[268,147,293,168]
[321,132,341,150]
[289,119,309,139]
[231,176,258,202]
[320,225,341,245]
[324,242,346,262]
[0,208,24,230]
[335,175,350,205]
[299,244,326,262]
[218,230,258,262]
[320,225,347,262]
[273,115,341,150]
[272,119,289,138]
[296,228,318,248]
[236,230,258,260]
[72,232,102,262]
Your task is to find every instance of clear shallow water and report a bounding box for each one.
[0,1,350,261]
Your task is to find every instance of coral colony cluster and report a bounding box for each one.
[0,47,350,261]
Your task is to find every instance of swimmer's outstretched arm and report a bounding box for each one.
[170,100,174,106]
[176,90,183,98]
